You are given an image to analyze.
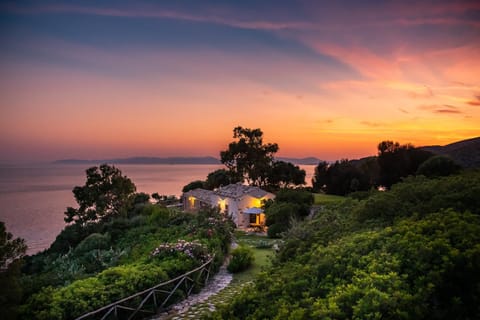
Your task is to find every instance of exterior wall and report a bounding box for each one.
[225,198,240,225]
[183,186,275,229]
[183,195,210,212]
[234,193,275,228]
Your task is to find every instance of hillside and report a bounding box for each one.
[421,136,480,168]
[211,172,480,319]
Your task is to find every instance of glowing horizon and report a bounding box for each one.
[1,1,479,163]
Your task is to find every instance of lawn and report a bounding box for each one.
[313,193,345,205]
[232,231,277,282]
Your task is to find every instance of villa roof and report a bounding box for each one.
[214,183,270,199]
[185,188,214,202]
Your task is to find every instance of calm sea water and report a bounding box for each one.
[0,164,315,255]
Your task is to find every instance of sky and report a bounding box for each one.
[1,0,479,163]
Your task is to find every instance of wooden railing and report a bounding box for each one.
[75,257,214,320]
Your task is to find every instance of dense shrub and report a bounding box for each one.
[20,208,233,319]
[354,172,480,223]
[227,246,254,273]
[147,206,172,226]
[73,233,110,255]
[416,155,461,177]
[211,172,480,319]
[265,188,313,238]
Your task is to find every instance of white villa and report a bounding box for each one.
[183,183,275,229]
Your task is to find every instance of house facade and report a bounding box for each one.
[183,183,275,229]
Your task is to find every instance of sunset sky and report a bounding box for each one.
[1,0,479,163]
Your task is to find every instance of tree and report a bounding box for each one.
[312,160,370,195]
[265,189,313,238]
[64,164,136,226]
[220,126,279,187]
[151,192,161,203]
[416,155,461,177]
[151,193,179,206]
[0,221,26,270]
[204,169,239,190]
[377,140,433,188]
[268,161,306,190]
[312,161,329,192]
[182,180,205,193]
[0,221,27,320]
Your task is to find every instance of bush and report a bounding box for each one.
[211,172,480,319]
[20,204,234,318]
[147,206,171,226]
[267,223,287,238]
[227,246,254,273]
[73,233,110,255]
[416,155,461,177]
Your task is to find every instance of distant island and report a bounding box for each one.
[54,156,322,165]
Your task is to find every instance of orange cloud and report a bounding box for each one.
[467,95,480,106]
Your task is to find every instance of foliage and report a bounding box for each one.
[227,246,254,273]
[220,126,279,187]
[312,159,370,195]
[274,188,314,209]
[354,172,480,224]
[0,222,27,320]
[313,193,346,205]
[265,189,313,238]
[151,240,212,263]
[151,193,179,206]
[267,160,306,190]
[377,140,433,188]
[73,233,110,255]
[19,207,233,319]
[131,192,150,205]
[182,180,205,193]
[205,169,240,190]
[46,223,97,255]
[20,264,169,319]
[416,155,461,177]
[266,203,302,238]
[0,221,27,270]
[64,164,137,226]
[0,260,24,320]
[211,172,480,319]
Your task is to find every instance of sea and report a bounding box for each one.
[0,163,316,255]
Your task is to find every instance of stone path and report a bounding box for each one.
[153,265,253,320]
[154,235,274,319]
[166,278,251,319]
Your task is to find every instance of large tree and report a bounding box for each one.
[312,159,370,195]
[64,164,136,226]
[220,126,279,187]
[377,141,432,188]
[0,221,26,319]
[204,169,240,190]
[0,221,26,270]
[268,160,306,190]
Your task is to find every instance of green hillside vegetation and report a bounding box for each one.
[313,193,345,205]
[19,207,233,320]
[9,165,234,320]
[209,171,480,319]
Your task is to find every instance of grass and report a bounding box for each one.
[232,231,276,282]
[313,193,345,205]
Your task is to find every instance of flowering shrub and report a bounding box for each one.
[151,240,212,263]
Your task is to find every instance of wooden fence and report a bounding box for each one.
[75,257,214,320]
